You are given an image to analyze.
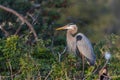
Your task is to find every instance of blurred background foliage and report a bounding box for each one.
[0,0,120,79]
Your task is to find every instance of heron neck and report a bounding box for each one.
[66,30,76,52]
[67,30,74,39]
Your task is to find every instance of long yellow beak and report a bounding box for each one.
[56,26,67,30]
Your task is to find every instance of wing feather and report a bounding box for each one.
[76,33,96,65]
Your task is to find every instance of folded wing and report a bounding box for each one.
[76,33,96,65]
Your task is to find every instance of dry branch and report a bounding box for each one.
[44,70,53,80]
[14,24,23,35]
[0,23,9,37]
[0,5,38,41]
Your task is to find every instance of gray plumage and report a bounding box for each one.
[56,23,96,65]
[76,33,96,65]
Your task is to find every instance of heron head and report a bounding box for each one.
[56,23,77,31]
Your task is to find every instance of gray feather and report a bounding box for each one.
[76,33,96,65]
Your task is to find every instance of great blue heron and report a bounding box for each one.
[56,23,96,77]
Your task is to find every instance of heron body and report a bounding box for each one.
[56,23,96,66]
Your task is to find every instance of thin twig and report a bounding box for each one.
[14,24,23,35]
[58,52,61,62]
[92,64,100,74]
[27,12,39,25]
[50,36,55,54]
[0,69,21,79]
[101,60,109,71]
[44,70,53,80]
[0,5,38,41]
[0,26,9,37]
[6,59,13,80]
[36,71,41,80]
[84,60,109,80]
[57,47,67,62]
[61,47,67,55]
[0,23,9,37]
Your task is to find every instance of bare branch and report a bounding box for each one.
[14,24,23,35]
[61,47,67,55]
[0,22,9,37]
[7,60,13,80]
[0,69,21,79]
[44,70,53,80]
[27,12,39,25]
[57,47,67,62]
[0,5,38,41]
[36,71,41,80]
[50,36,55,54]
